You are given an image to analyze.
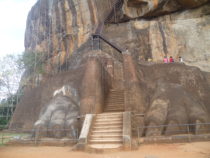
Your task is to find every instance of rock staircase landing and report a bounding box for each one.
[88,112,123,150]
[104,89,125,112]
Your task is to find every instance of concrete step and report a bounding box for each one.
[106,103,124,105]
[95,118,122,122]
[95,119,122,122]
[105,108,124,110]
[108,92,124,95]
[107,95,124,97]
[106,96,124,98]
[89,139,123,144]
[105,109,124,112]
[91,131,122,136]
[104,110,124,112]
[105,99,124,102]
[96,115,122,119]
[105,102,124,104]
[105,102,124,105]
[97,112,123,116]
[106,97,124,100]
[105,105,124,108]
[95,117,122,120]
[105,103,124,105]
[105,99,124,101]
[106,95,124,98]
[94,121,122,126]
[105,106,124,108]
[106,98,124,100]
[93,125,123,130]
[88,143,123,149]
[90,133,122,139]
[96,116,122,119]
[106,102,124,104]
[107,94,123,96]
[109,91,124,93]
[109,92,124,94]
[105,107,124,110]
[92,129,122,134]
[93,128,122,132]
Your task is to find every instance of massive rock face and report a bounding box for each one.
[10,0,210,138]
[24,0,210,72]
[123,0,209,18]
[104,4,210,72]
[25,0,118,72]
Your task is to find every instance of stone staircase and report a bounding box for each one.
[87,89,125,150]
[88,112,123,150]
[104,89,125,112]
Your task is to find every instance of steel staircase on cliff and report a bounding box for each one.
[95,0,124,34]
[93,0,124,53]
[104,0,124,24]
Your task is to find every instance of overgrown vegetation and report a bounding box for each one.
[18,51,45,74]
[0,94,20,130]
[0,55,22,98]
[0,51,45,129]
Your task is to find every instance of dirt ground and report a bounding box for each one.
[0,142,210,158]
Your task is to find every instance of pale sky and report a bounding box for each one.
[0,0,37,58]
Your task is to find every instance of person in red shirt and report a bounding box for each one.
[169,56,174,63]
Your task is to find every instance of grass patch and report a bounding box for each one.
[0,132,30,146]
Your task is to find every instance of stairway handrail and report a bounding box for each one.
[92,34,124,53]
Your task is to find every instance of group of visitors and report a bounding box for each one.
[163,56,183,63]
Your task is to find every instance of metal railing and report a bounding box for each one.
[135,122,210,139]
[92,34,123,53]
[0,128,79,146]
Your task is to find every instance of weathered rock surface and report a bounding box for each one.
[10,64,86,130]
[104,4,210,72]
[123,0,209,18]
[10,0,210,138]
[138,63,210,136]
[25,0,210,72]
[25,0,118,72]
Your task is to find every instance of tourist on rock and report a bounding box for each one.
[179,56,183,63]
[148,58,152,62]
[169,56,174,63]
[123,47,130,54]
[163,56,168,63]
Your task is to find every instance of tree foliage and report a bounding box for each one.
[0,51,45,128]
[0,55,23,99]
[18,51,45,74]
